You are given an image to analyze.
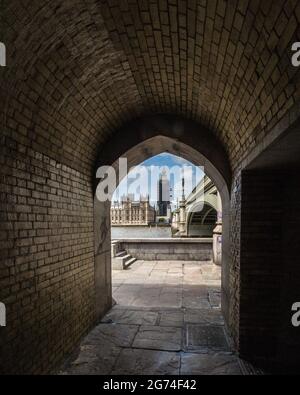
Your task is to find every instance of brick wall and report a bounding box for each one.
[278,170,300,372]
[99,0,300,169]
[239,171,283,368]
[238,170,300,373]
[1,0,300,374]
[0,135,96,374]
[228,172,242,349]
[2,0,300,174]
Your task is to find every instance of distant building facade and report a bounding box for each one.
[111,196,156,225]
[157,169,172,222]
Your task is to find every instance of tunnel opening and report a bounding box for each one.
[88,116,237,374]
[93,115,232,330]
[1,0,300,375]
[106,154,229,373]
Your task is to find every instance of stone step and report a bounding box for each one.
[115,250,127,258]
[112,257,125,270]
[111,242,123,258]
[124,257,137,269]
[120,254,131,263]
[112,253,136,270]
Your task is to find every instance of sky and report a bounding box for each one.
[112,153,204,209]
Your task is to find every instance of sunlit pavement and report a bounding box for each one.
[60,260,243,375]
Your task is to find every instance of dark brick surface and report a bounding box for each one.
[1,0,300,374]
[0,136,96,374]
[238,170,300,373]
[1,0,300,173]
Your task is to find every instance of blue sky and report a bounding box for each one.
[112,153,204,209]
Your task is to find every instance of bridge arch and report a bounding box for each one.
[186,203,218,238]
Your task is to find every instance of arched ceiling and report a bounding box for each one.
[2,0,300,175]
[95,115,231,197]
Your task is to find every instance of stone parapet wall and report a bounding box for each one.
[115,238,213,261]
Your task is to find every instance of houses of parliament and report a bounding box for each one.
[111,195,156,226]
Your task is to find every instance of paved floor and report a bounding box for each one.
[60,260,242,375]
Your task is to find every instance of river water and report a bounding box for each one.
[111,225,172,239]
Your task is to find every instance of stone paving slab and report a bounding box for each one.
[183,286,209,298]
[82,323,139,348]
[132,326,183,351]
[131,296,161,308]
[183,296,211,309]
[159,310,184,327]
[180,353,242,375]
[60,344,121,375]
[184,309,224,326]
[60,260,244,376]
[103,309,159,326]
[111,348,180,375]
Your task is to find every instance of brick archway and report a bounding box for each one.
[93,114,232,343]
[1,0,300,375]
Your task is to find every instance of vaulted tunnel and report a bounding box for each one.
[1,0,300,374]
[93,126,231,329]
